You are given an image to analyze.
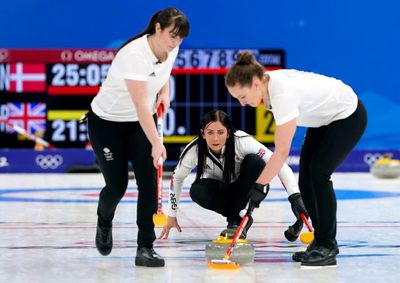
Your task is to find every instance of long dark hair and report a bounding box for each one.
[117,7,190,52]
[179,110,237,185]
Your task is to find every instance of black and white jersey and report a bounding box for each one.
[166,130,299,217]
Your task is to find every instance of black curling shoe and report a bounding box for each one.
[221,217,253,240]
[95,223,112,256]
[292,240,317,262]
[220,222,240,239]
[300,246,339,268]
[135,247,165,267]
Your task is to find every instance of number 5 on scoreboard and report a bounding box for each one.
[255,106,275,143]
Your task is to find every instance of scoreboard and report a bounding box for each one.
[0,48,284,159]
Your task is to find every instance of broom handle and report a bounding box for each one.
[300,213,313,232]
[156,104,164,213]
[0,116,55,149]
[223,216,248,259]
[223,202,255,259]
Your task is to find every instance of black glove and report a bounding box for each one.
[284,219,304,242]
[249,183,269,207]
[288,192,308,220]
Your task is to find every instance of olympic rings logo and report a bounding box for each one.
[363,153,382,166]
[35,154,63,169]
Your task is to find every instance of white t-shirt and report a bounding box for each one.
[166,130,299,217]
[91,34,179,121]
[266,69,358,127]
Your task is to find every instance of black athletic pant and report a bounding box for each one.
[189,154,265,224]
[298,99,367,249]
[87,110,157,248]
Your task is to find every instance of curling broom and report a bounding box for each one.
[152,104,167,227]
[0,116,55,149]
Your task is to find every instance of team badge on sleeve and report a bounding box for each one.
[257,148,265,158]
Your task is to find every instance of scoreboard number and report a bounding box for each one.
[174,49,242,68]
[255,105,275,143]
[51,63,110,86]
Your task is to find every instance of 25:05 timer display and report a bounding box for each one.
[48,63,111,86]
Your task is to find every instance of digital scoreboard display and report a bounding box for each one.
[0,48,284,159]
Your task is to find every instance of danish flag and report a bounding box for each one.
[4,63,46,92]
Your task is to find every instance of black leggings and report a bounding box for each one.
[87,110,157,248]
[299,99,367,248]
[189,154,265,224]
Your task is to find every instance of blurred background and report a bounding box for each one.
[1,0,399,173]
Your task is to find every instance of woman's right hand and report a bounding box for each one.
[158,216,182,239]
[152,142,167,168]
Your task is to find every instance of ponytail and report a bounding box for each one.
[225,51,265,87]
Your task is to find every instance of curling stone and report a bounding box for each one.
[205,235,255,265]
[370,154,400,179]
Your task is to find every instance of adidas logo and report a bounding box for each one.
[149,72,156,77]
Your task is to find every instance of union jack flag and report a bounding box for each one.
[1,102,46,136]
[256,148,266,158]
